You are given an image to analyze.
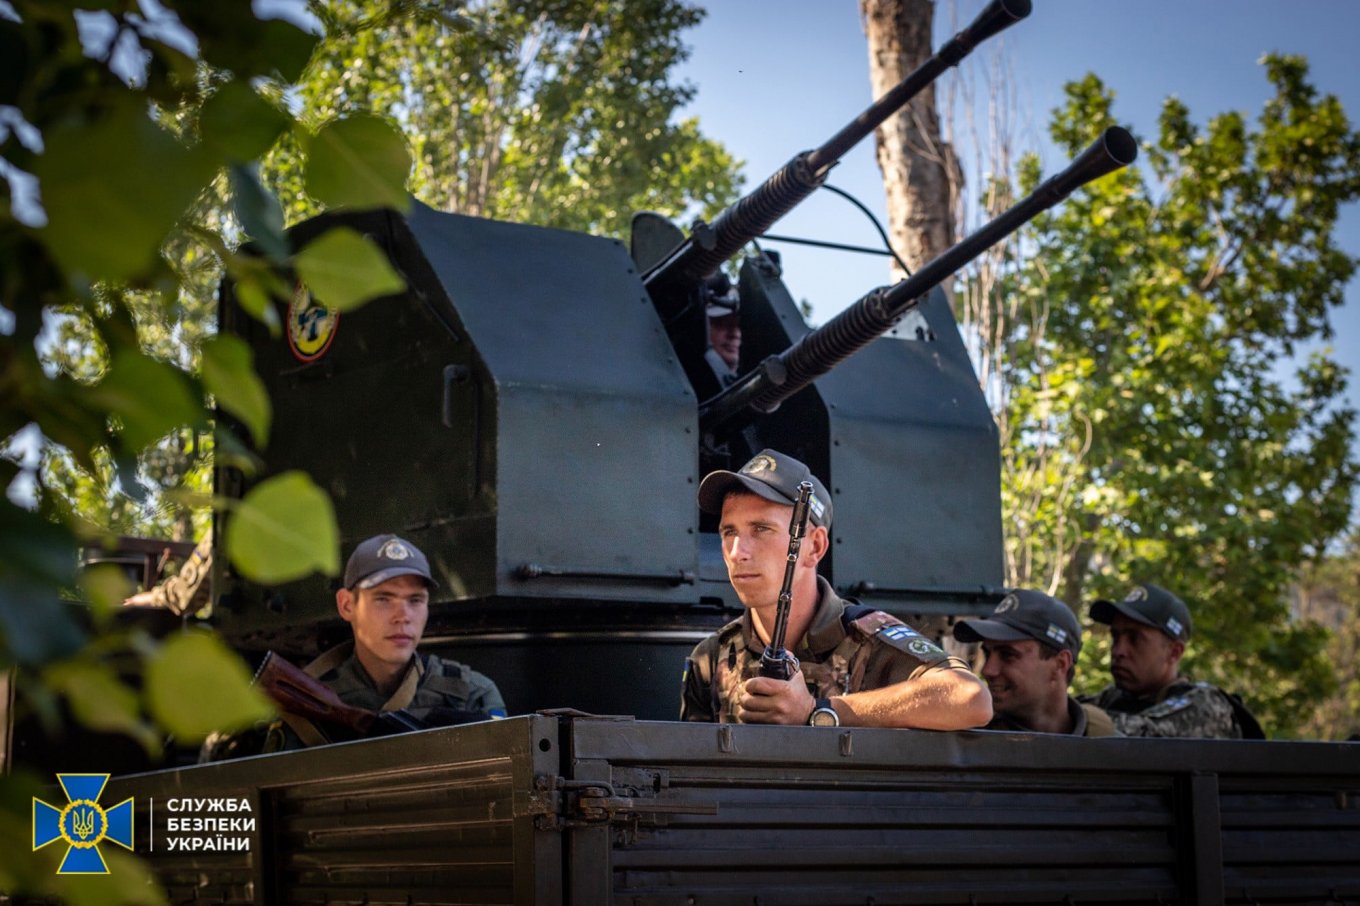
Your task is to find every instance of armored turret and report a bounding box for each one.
[211,1,1136,723]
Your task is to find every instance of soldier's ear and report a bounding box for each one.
[801,525,830,567]
[336,588,356,622]
[1168,638,1186,661]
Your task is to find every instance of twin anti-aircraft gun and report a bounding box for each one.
[212,0,1135,721]
[94,7,1360,903]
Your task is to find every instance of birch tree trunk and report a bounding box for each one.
[861,0,958,280]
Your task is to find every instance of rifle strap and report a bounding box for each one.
[382,657,422,712]
[303,641,422,711]
[277,711,330,748]
[304,642,354,679]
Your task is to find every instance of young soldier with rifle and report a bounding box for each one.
[679,450,991,729]
[203,534,505,759]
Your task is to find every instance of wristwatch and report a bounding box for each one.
[807,698,840,727]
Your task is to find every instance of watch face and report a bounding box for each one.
[810,707,839,727]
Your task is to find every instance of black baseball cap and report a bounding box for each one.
[697,449,832,529]
[1090,583,1191,642]
[953,589,1082,656]
[343,534,437,590]
[704,272,740,319]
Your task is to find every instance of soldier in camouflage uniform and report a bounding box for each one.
[679,449,991,729]
[204,534,504,759]
[1080,583,1263,739]
[954,589,1116,737]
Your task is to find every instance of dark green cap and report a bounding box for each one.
[1090,583,1191,642]
[697,449,832,529]
[954,589,1081,656]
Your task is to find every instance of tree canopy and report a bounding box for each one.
[271,0,740,235]
[988,60,1359,735]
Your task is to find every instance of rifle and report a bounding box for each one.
[253,651,426,740]
[759,481,815,681]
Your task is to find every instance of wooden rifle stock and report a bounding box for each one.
[254,651,427,737]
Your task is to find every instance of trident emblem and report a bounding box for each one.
[33,774,134,874]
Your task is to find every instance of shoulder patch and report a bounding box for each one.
[850,611,945,660]
[1142,695,1194,720]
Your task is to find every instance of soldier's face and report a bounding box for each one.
[709,314,741,370]
[337,574,430,674]
[980,639,1067,717]
[719,492,820,611]
[1109,614,1180,696]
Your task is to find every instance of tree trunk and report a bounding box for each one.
[861,0,957,280]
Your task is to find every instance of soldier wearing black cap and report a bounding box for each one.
[703,272,741,386]
[204,534,505,758]
[1080,583,1263,739]
[954,590,1115,736]
[680,449,992,729]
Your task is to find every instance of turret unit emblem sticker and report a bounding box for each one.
[286,283,339,363]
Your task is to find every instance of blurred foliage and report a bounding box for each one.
[982,59,1360,736]
[2,0,738,897]
[0,0,419,898]
[1295,533,1360,739]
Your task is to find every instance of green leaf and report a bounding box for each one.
[87,349,201,452]
[45,659,158,751]
[201,81,290,163]
[0,499,85,663]
[201,334,271,445]
[293,227,406,311]
[0,500,78,588]
[224,253,286,334]
[77,563,133,627]
[43,848,169,906]
[177,7,317,84]
[226,471,339,584]
[229,164,290,263]
[0,577,86,667]
[144,631,274,742]
[305,115,411,212]
[34,97,216,282]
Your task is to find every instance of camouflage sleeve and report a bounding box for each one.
[1109,685,1241,739]
[679,641,716,722]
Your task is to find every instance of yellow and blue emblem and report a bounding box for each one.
[33,773,134,874]
[286,282,339,363]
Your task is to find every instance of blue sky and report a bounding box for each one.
[673,0,1360,411]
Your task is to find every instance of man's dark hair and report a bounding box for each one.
[1037,642,1076,685]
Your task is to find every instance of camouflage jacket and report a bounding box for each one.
[1083,677,1262,739]
[985,696,1118,737]
[309,644,505,719]
[679,577,965,723]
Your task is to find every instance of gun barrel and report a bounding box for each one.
[642,0,1031,302]
[700,126,1138,436]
